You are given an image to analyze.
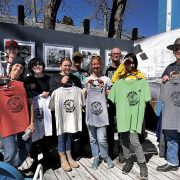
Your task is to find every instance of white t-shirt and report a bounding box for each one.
[32,95,52,142]
[48,86,85,135]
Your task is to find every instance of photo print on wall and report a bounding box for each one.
[4,39,35,65]
[43,43,74,70]
[79,47,100,73]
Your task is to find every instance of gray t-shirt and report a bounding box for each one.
[86,85,109,127]
[159,77,180,132]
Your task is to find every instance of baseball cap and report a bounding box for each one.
[73,52,82,59]
[5,40,19,48]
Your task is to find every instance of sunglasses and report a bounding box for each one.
[173,47,180,52]
[91,54,101,59]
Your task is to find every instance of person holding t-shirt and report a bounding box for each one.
[156,38,180,172]
[49,57,82,172]
[83,55,114,170]
[108,55,150,179]
[0,57,34,167]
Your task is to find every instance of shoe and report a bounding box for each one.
[19,169,34,178]
[119,153,125,163]
[122,158,134,174]
[91,157,100,170]
[105,156,114,169]
[59,152,72,172]
[156,163,179,172]
[138,162,148,180]
[66,151,79,168]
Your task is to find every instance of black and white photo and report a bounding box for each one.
[43,43,73,70]
[4,39,35,65]
[105,49,112,67]
[79,47,100,72]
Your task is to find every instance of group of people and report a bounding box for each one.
[0,38,180,180]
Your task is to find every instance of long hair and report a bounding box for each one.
[124,53,138,69]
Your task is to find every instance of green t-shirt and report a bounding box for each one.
[108,79,151,134]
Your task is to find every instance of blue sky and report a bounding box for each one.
[57,0,158,37]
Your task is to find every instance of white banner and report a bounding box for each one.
[134,28,180,78]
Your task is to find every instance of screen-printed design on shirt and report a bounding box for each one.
[7,95,23,113]
[107,71,115,79]
[34,108,43,121]
[171,91,180,106]
[91,101,103,115]
[63,99,75,112]
[127,91,139,106]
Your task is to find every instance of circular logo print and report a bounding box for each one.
[7,96,23,113]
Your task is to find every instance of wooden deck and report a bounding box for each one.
[20,131,180,180]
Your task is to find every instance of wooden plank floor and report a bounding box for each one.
[20,131,180,180]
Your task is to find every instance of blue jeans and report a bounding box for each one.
[1,132,32,167]
[87,125,108,158]
[164,130,180,166]
[58,133,72,153]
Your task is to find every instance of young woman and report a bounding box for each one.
[49,57,82,172]
[109,53,149,179]
[25,58,52,166]
[112,53,145,83]
[83,55,114,170]
[0,56,34,167]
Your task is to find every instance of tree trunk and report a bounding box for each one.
[43,0,61,29]
[108,0,127,38]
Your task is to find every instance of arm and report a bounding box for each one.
[111,64,126,83]
[27,98,35,132]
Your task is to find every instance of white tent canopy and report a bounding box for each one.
[134,28,180,78]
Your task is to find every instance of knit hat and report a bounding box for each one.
[5,40,19,49]
[11,56,26,67]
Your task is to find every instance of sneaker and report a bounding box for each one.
[91,157,100,170]
[156,163,179,172]
[105,156,114,169]
[122,158,134,174]
[138,162,148,180]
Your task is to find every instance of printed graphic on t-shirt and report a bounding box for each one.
[63,99,76,112]
[171,91,180,106]
[107,71,115,79]
[127,91,139,106]
[7,96,23,113]
[91,101,103,115]
[34,108,43,121]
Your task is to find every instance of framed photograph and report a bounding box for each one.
[43,43,73,70]
[105,49,112,67]
[79,47,100,72]
[4,39,35,64]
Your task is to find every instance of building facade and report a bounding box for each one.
[158,0,180,33]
